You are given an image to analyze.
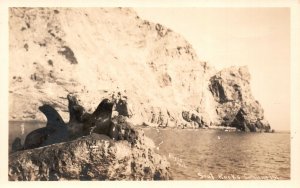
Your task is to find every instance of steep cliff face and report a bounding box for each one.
[9,7,217,128]
[9,8,270,131]
[209,66,270,132]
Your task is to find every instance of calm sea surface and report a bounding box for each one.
[9,121,290,180]
[144,128,290,180]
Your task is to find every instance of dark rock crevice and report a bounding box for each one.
[57,46,78,64]
[209,77,227,103]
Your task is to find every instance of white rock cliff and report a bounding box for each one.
[9,7,271,132]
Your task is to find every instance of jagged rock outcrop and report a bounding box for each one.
[181,110,210,128]
[209,66,270,132]
[9,133,171,180]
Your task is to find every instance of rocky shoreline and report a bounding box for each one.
[8,7,274,181]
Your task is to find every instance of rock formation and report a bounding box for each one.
[9,8,270,132]
[12,94,142,152]
[9,133,171,180]
[209,66,270,132]
[10,95,171,180]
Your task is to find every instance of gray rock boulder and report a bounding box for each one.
[181,110,210,128]
[9,133,171,180]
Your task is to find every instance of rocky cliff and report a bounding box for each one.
[9,7,270,132]
[209,66,271,132]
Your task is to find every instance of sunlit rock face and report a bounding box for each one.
[9,8,270,131]
[9,7,215,128]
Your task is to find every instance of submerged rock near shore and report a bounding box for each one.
[9,7,271,132]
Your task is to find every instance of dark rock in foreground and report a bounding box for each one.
[9,133,171,181]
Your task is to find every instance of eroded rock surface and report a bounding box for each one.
[8,8,216,129]
[209,66,271,132]
[9,8,271,132]
[9,133,171,180]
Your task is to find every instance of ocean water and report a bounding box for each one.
[144,128,290,180]
[9,121,290,180]
[9,121,46,153]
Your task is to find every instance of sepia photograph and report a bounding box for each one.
[1,0,299,186]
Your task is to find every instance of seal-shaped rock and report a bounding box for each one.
[87,98,115,135]
[23,127,54,149]
[23,104,68,150]
[11,137,23,152]
[110,115,139,145]
[92,98,115,119]
[13,95,138,151]
[66,96,119,139]
[67,94,81,123]
[66,94,92,138]
[67,94,90,123]
[39,104,66,128]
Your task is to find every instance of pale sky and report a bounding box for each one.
[135,8,290,131]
